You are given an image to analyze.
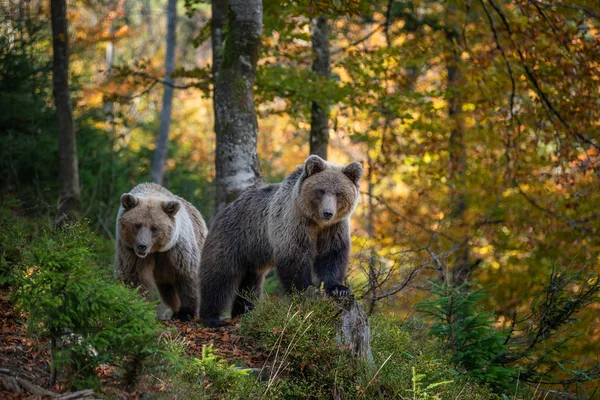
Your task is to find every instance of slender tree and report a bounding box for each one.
[213,0,263,214]
[445,3,470,285]
[309,14,330,160]
[211,0,227,162]
[151,0,177,185]
[51,0,81,224]
[104,2,116,130]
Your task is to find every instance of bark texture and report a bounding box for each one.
[151,0,177,185]
[336,295,373,363]
[51,0,81,224]
[309,14,330,160]
[214,0,263,214]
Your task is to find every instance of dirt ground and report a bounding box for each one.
[0,288,267,399]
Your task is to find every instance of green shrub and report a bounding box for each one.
[370,316,499,399]
[241,294,360,399]
[158,334,264,400]
[181,344,262,399]
[0,202,38,286]
[416,282,519,391]
[13,221,167,390]
[408,366,454,400]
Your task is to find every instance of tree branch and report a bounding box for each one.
[363,191,459,244]
[486,0,599,152]
[128,70,200,90]
[527,0,600,20]
[515,182,595,235]
[331,23,386,56]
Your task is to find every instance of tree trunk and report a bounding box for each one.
[142,0,152,39]
[51,0,81,224]
[445,6,470,286]
[151,0,177,185]
[366,143,378,315]
[213,0,263,214]
[211,0,227,183]
[309,14,330,160]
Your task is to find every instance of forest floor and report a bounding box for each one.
[0,287,268,399]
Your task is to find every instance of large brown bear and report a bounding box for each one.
[115,183,207,321]
[199,155,363,327]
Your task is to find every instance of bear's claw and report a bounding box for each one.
[173,309,196,322]
[325,284,352,297]
[200,317,225,328]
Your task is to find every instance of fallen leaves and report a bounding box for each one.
[164,318,268,369]
[0,288,269,399]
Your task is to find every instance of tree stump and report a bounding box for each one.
[335,295,373,363]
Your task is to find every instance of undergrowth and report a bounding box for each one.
[10,218,167,390]
[1,207,513,398]
[241,294,500,399]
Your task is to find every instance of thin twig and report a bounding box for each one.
[128,70,202,90]
[363,192,458,243]
[487,0,599,152]
[363,352,393,392]
[331,23,386,56]
[527,0,600,20]
[515,182,594,235]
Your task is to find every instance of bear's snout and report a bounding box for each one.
[320,194,336,221]
[136,243,149,257]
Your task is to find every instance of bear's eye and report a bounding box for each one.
[150,226,158,233]
[317,189,326,196]
[134,223,142,230]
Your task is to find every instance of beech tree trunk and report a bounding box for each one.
[51,0,81,224]
[213,0,263,214]
[151,0,177,185]
[309,14,330,160]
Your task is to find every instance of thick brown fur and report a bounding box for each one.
[115,183,207,321]
[199,155,363,327]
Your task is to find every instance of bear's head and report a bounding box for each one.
[118,194,180,258]
[297,155,363,226]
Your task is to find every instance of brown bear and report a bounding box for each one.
[114,182,207,321]
[199,155,363,327]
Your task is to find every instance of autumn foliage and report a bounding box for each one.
[1,0,599,398]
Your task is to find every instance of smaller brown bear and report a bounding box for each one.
[199,155,363,327]
[115,183,207,321]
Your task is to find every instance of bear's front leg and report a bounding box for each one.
[174,277,199,321]
[163,249,200,322]
[274,243,315,293]
[314,222,352,297]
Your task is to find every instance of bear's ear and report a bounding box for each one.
[162,201,181,217]
[120,193,139,210]
[304,155,327,177]
[343,162,363,185]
